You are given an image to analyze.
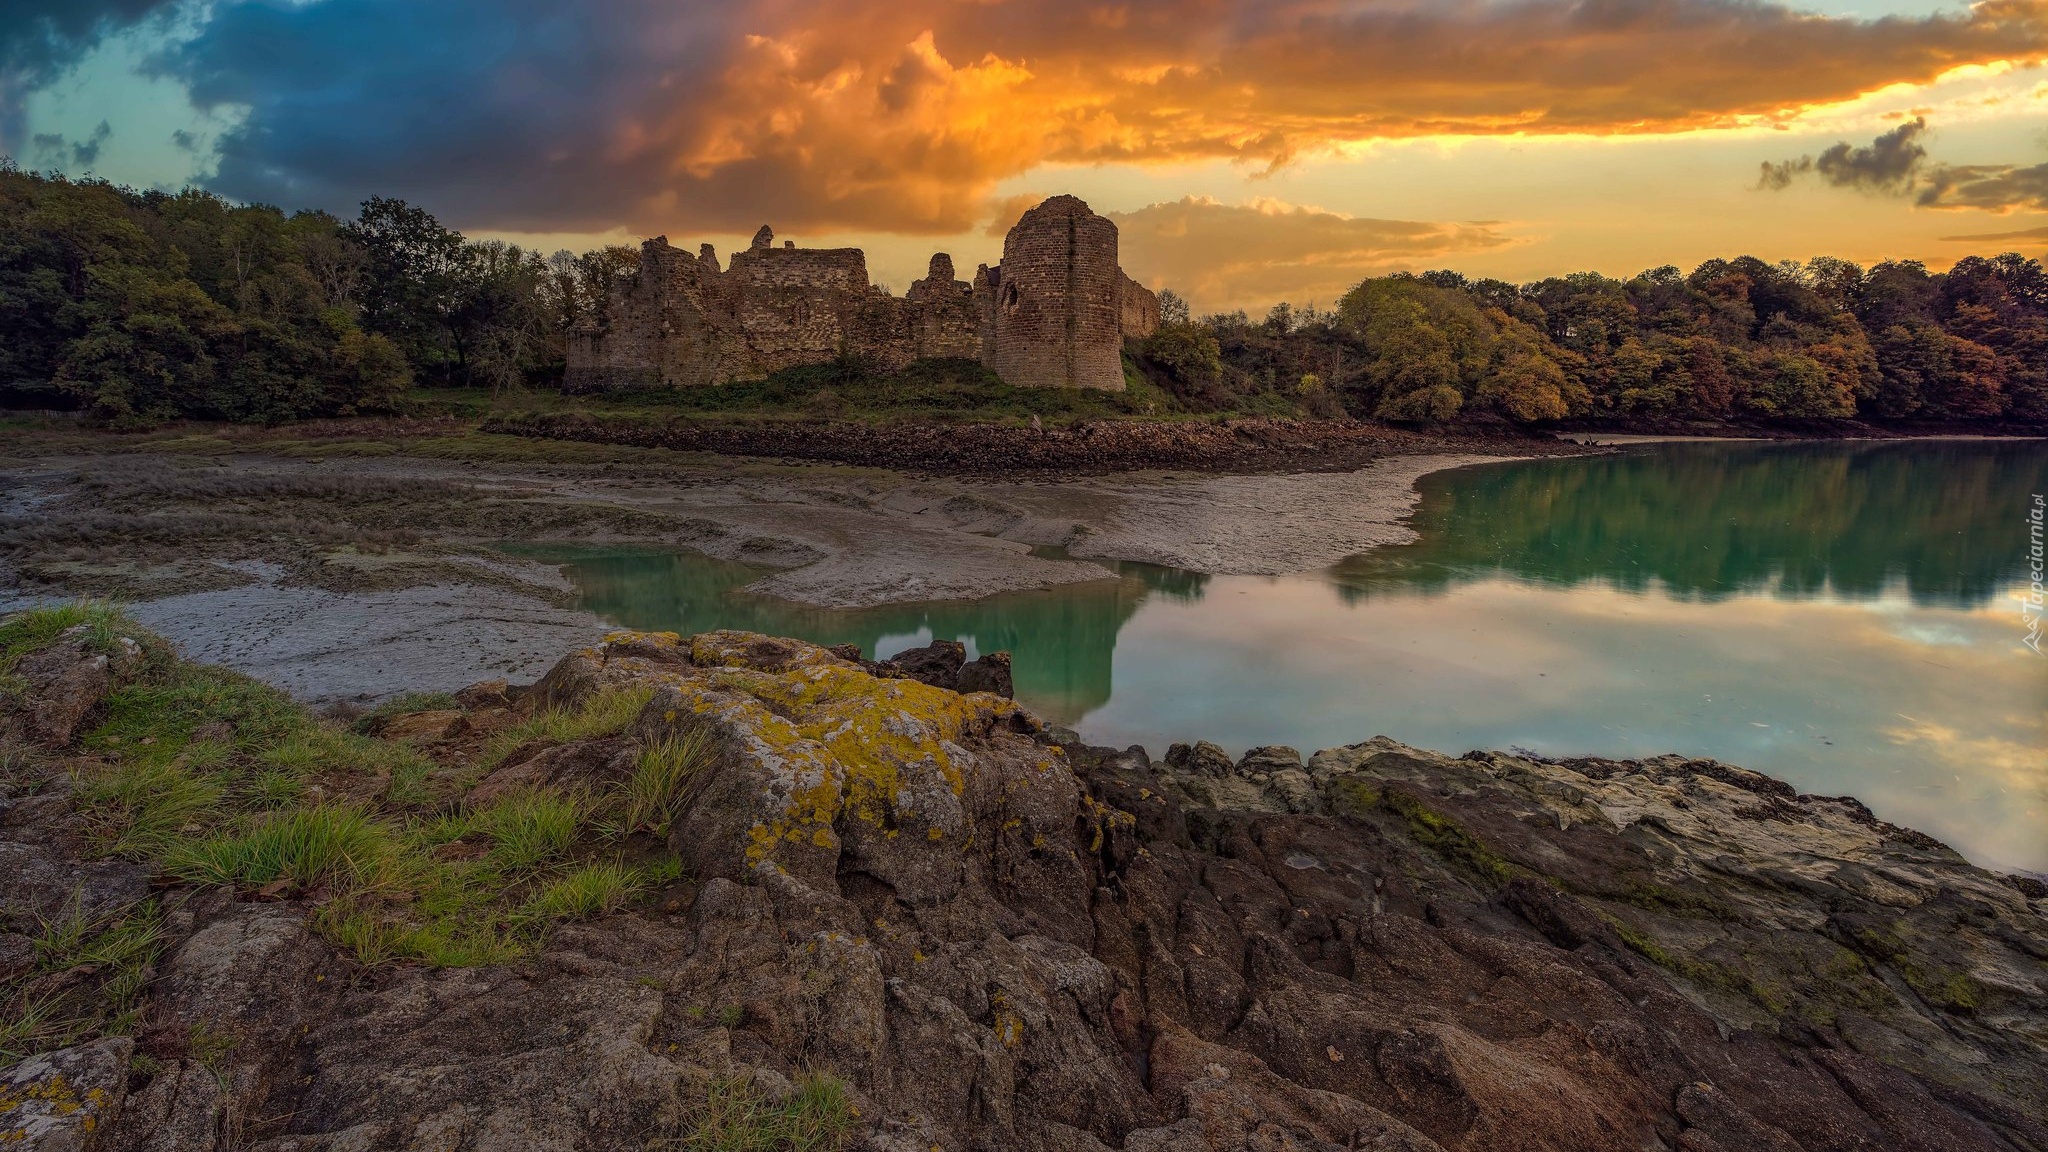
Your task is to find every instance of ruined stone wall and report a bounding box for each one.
[565,237,751,392]
[990,195,1127,391]
[720,230,882,374]
[1117,271,1161,341]
[563,195,1152,392]
[905,254,985,362]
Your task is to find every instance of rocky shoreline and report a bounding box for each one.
[4,620,2043,1151]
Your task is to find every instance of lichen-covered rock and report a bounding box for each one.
[0,1037,131,1151]
[1164,740,1233,777]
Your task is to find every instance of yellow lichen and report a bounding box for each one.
[664,640,1026,868]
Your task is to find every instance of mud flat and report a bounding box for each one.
[0,441,1534,699]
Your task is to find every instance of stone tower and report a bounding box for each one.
[989,195,1128,392]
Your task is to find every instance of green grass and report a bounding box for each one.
[0,738,45,791]
[520,862,642,920]
[599,356,1180,426]
[477,683,656,773]
[1,897,165,1064]
[89,660,306,755]
[623,730,715,833]
[668,1073,856,1152]
[167,804,396,894]
[72,755,226,856]
[482,788,584,869]
[256,725,441,806]
[7,602,695,990]
[0,600,141,675]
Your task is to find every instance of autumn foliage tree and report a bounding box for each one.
[1142,250,2044,427]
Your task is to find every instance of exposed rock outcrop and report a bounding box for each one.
[3,628,2044,1151]
[1,623,146,748]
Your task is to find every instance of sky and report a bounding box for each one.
[6,0,2048,312]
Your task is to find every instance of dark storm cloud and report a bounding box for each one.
[1758,117,1929,192]
[157,0,744,231]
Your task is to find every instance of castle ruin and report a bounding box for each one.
[564,195,1159,393]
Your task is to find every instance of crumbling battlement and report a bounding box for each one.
[564,196,1158,393]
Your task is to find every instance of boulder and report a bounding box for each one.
[7,628,2043,1152]
[956,651,1014,698]
[881,639,965,689]
[453,678,512,711]
[1164,740,1234,778]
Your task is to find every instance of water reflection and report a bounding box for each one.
[1330,440,2048,606]
[525,548,1212,720]
[525,441,2048,871]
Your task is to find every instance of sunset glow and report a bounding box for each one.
[10,0,2048,309]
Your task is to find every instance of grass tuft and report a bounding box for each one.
[1,897,164,1064]
[168,804,395,894]
[0,600,140,674]
[91,661,305,754]
[668,1073,856,1152]
[624,730,714,833]
[72,756,226,857]
[520,861,642,920]
[482,788,584,870]
[476,683,655,774]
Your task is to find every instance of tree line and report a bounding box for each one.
[1142,250,2047,426]
[4,165,2044,426]
[0,166,632,422]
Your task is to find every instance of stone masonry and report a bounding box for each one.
[564,195,1158,392]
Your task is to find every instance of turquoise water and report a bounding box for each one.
[525,441,2048,871]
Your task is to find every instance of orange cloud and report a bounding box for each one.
[168,0,2048,237]
[1109,196,1516,311]
[630,0,2048,233]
